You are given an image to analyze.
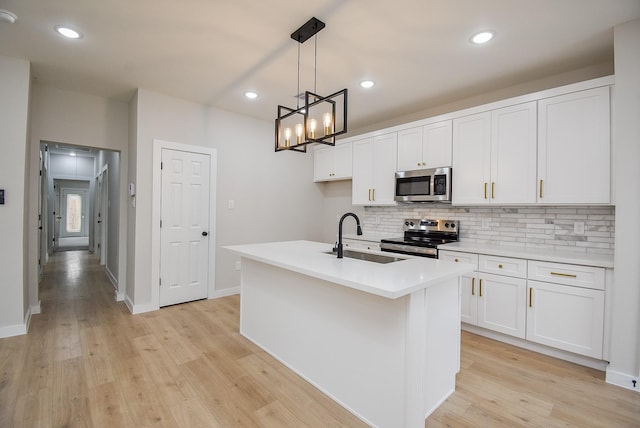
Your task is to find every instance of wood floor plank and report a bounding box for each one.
[1,250,639,428]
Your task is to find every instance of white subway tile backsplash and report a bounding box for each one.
[362,205,615,255]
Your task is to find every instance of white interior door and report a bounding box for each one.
[160,148,210,307]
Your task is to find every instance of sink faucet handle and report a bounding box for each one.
[332,241,338,252]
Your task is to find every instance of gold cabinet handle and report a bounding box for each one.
[539,180,543,198]
[372,188,376,201]
[484,182,487,199]
[491,182,495,199]
[498,264,503,269]
[479,279,483,297]
[417,162,421,167]
[368,189,372,201]
[550,271,577,278]
[471,277,475,296]
[454,258,459,262]
[529,287,533,308]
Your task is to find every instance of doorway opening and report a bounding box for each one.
[39,141,122,294]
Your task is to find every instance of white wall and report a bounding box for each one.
[94,149,121,285]
[608,18,640,388]
[127,89,323,311]
[0,56,30,337]
[29,85,129,304]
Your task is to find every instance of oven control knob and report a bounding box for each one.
[409,221,414,227]
[445,223,450,228]
[450,223,456,228]
[404,221,410,226]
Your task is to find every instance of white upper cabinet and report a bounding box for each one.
[397,121,452,171]
[452,112,492,205]
[490,102,538,204]
[313,142,353,182]
[397,127,423,171]
[537,86,610,204]
[453,102,537,205]
[352,133,398,205]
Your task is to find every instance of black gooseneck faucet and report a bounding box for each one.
[336,212,363,258]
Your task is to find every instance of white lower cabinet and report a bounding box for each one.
[526,280,604,359]
[478,273,527,339]
[443,251,526,339]
[442,249,608,360]
[526,260,606,359]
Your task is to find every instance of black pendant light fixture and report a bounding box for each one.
[275,17,348,153]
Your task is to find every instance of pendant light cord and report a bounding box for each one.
[314,34,318,94]
[296,43,301,109]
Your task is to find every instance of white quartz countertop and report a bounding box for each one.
[225,240,474,299]
[438,242,614,268]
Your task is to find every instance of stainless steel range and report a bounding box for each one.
[380,219,459,258]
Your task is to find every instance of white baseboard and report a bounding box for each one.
[0,311,30,339]
[462,324,609,371]
[124,295,158,315]
[115,291,125,302]
[209,286,240,299]
[105,266,118,289]
[31,300,42,315]
[606,368,640,392]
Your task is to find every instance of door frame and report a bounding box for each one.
[151,139,217,311]
[95,164,109,265]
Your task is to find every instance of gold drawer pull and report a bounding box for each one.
[483,182,487,199]
[498,264,503,269]
[539,180,543,198]
[454,258,459,262]
[471,277,475,295]
[550,272,577,278]
[479,279,483,297]
[491,182,495,199]
[529,288,533,308]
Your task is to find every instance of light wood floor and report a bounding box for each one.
[1,251,639,427]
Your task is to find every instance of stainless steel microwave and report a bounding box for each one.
[394,167,452,203]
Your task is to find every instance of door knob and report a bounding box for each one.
[202,231,208,237]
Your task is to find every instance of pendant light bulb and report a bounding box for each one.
[323,112,333,135]
[308,118,317,139]
[284,127,292,147]
[295,123,304,145]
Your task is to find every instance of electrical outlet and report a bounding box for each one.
[574,221,585,235]
[235,261,241,271]
[228,200,235,209]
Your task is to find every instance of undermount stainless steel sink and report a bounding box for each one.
[324,249,405,264]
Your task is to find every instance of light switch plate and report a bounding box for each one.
[574,221,585,235]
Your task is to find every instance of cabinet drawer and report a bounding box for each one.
[527,261,604,290]
[343,239,381,252]
[479,255,527,278]
[439,251,479,268]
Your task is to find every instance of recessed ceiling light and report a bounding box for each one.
[55,26,82,39]
[244,91,258,99]
[0,9,17,24]
[360,80,375,89]
[471,31,494,44]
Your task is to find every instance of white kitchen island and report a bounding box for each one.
[224,240,474,428]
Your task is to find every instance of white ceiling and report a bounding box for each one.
[1,0,639,131]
